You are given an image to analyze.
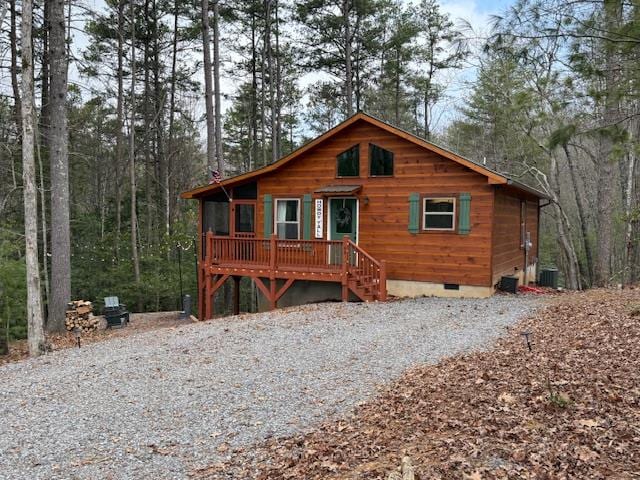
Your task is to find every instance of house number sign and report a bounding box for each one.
[315,199,324,238]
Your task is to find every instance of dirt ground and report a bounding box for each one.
[192,287,640,479]
[0,311,194,366]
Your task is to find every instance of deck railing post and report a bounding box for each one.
[341,236,349,301]
[270,233,277,270]
[269,234,277,310]
[379,260,387,301]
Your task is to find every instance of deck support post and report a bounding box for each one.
[341,236,349,302]
[269,234,277,310]
[204,232,213,320]
[205,273,213,320]
[379,260,387,301]
[205,273,230,320]
[233,276,240,315]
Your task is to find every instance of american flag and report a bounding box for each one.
[209,169,222,185]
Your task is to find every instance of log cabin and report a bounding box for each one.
[182,112,547,319]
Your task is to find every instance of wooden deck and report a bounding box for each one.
[199,233,387,320]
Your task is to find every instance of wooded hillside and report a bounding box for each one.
[0,0,638,354]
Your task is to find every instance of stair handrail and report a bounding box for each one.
[346,239,387,301]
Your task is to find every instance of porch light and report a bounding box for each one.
[364,196,370,205]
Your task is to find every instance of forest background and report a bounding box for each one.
[1,0,638,348]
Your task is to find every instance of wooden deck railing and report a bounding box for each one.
[202,232,387,307]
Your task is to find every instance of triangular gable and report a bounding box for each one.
[182,112,543,199]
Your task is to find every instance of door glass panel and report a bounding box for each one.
[334,200,354,234]
[203,201,229,235]
[235,204,255,233]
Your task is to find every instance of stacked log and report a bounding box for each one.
[65,300,98,332]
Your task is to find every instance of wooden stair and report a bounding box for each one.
[344,243,387,302]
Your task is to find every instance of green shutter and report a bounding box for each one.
[303,194,312,240]
[458,193,471,234]
[263,194,273,237]
[408,192,420,234]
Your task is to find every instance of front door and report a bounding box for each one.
[329,198,358,264]
[231,201,256,237]
[329,198,358,242]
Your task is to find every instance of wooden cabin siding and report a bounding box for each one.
[491,189,540,285]
[256,121,495,287]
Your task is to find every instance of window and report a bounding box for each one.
[369,144,394,176]
[337,145,359,177]
[423,197,456,231]
[275,199,300,239]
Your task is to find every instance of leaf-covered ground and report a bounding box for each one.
[195,288,640,479]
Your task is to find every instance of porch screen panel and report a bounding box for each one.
[203,200,229,257]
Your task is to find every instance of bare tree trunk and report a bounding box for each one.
[165,0,179,236]
[624,145,637,284]
[49,0,71,332]
[10,0,22,134]
[274,0,281,159]
[342,0,353,117]
[260,1,267,166]
[595,0,622,286]
[115,0,125,259]
[130,0,141,304]
[143,0,152,246]
[21,0,46,356]
[41,0,50,143]
[152,0,165,241]
[36,131,50,312]
[265,0,277,163]
[201,0,215,169]
[548,157,582,289]
[527,158,581,290]
[251,8,258,169]
[213,0,223,173]
[563,145,594,285]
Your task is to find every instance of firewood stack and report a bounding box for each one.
[65,300,98,332]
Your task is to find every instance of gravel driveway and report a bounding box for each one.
[0,296,540,480]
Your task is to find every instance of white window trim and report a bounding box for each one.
[422,197,456,231]
[274,198,301,240]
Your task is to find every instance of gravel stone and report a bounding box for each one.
[0,296,541,479]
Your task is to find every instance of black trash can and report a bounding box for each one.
[181,294,192,319]
[539,268,559,289]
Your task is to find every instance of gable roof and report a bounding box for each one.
[181,112,547,199]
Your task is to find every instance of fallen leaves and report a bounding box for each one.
[191,288,640,479]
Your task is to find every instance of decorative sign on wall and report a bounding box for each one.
[315,199,324,238]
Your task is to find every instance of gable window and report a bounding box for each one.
[275,199,300,239]
[369,144,394,176]
[423,197,456,231]
[337,145,359,177]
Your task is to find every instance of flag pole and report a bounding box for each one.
[209,168,232,201]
